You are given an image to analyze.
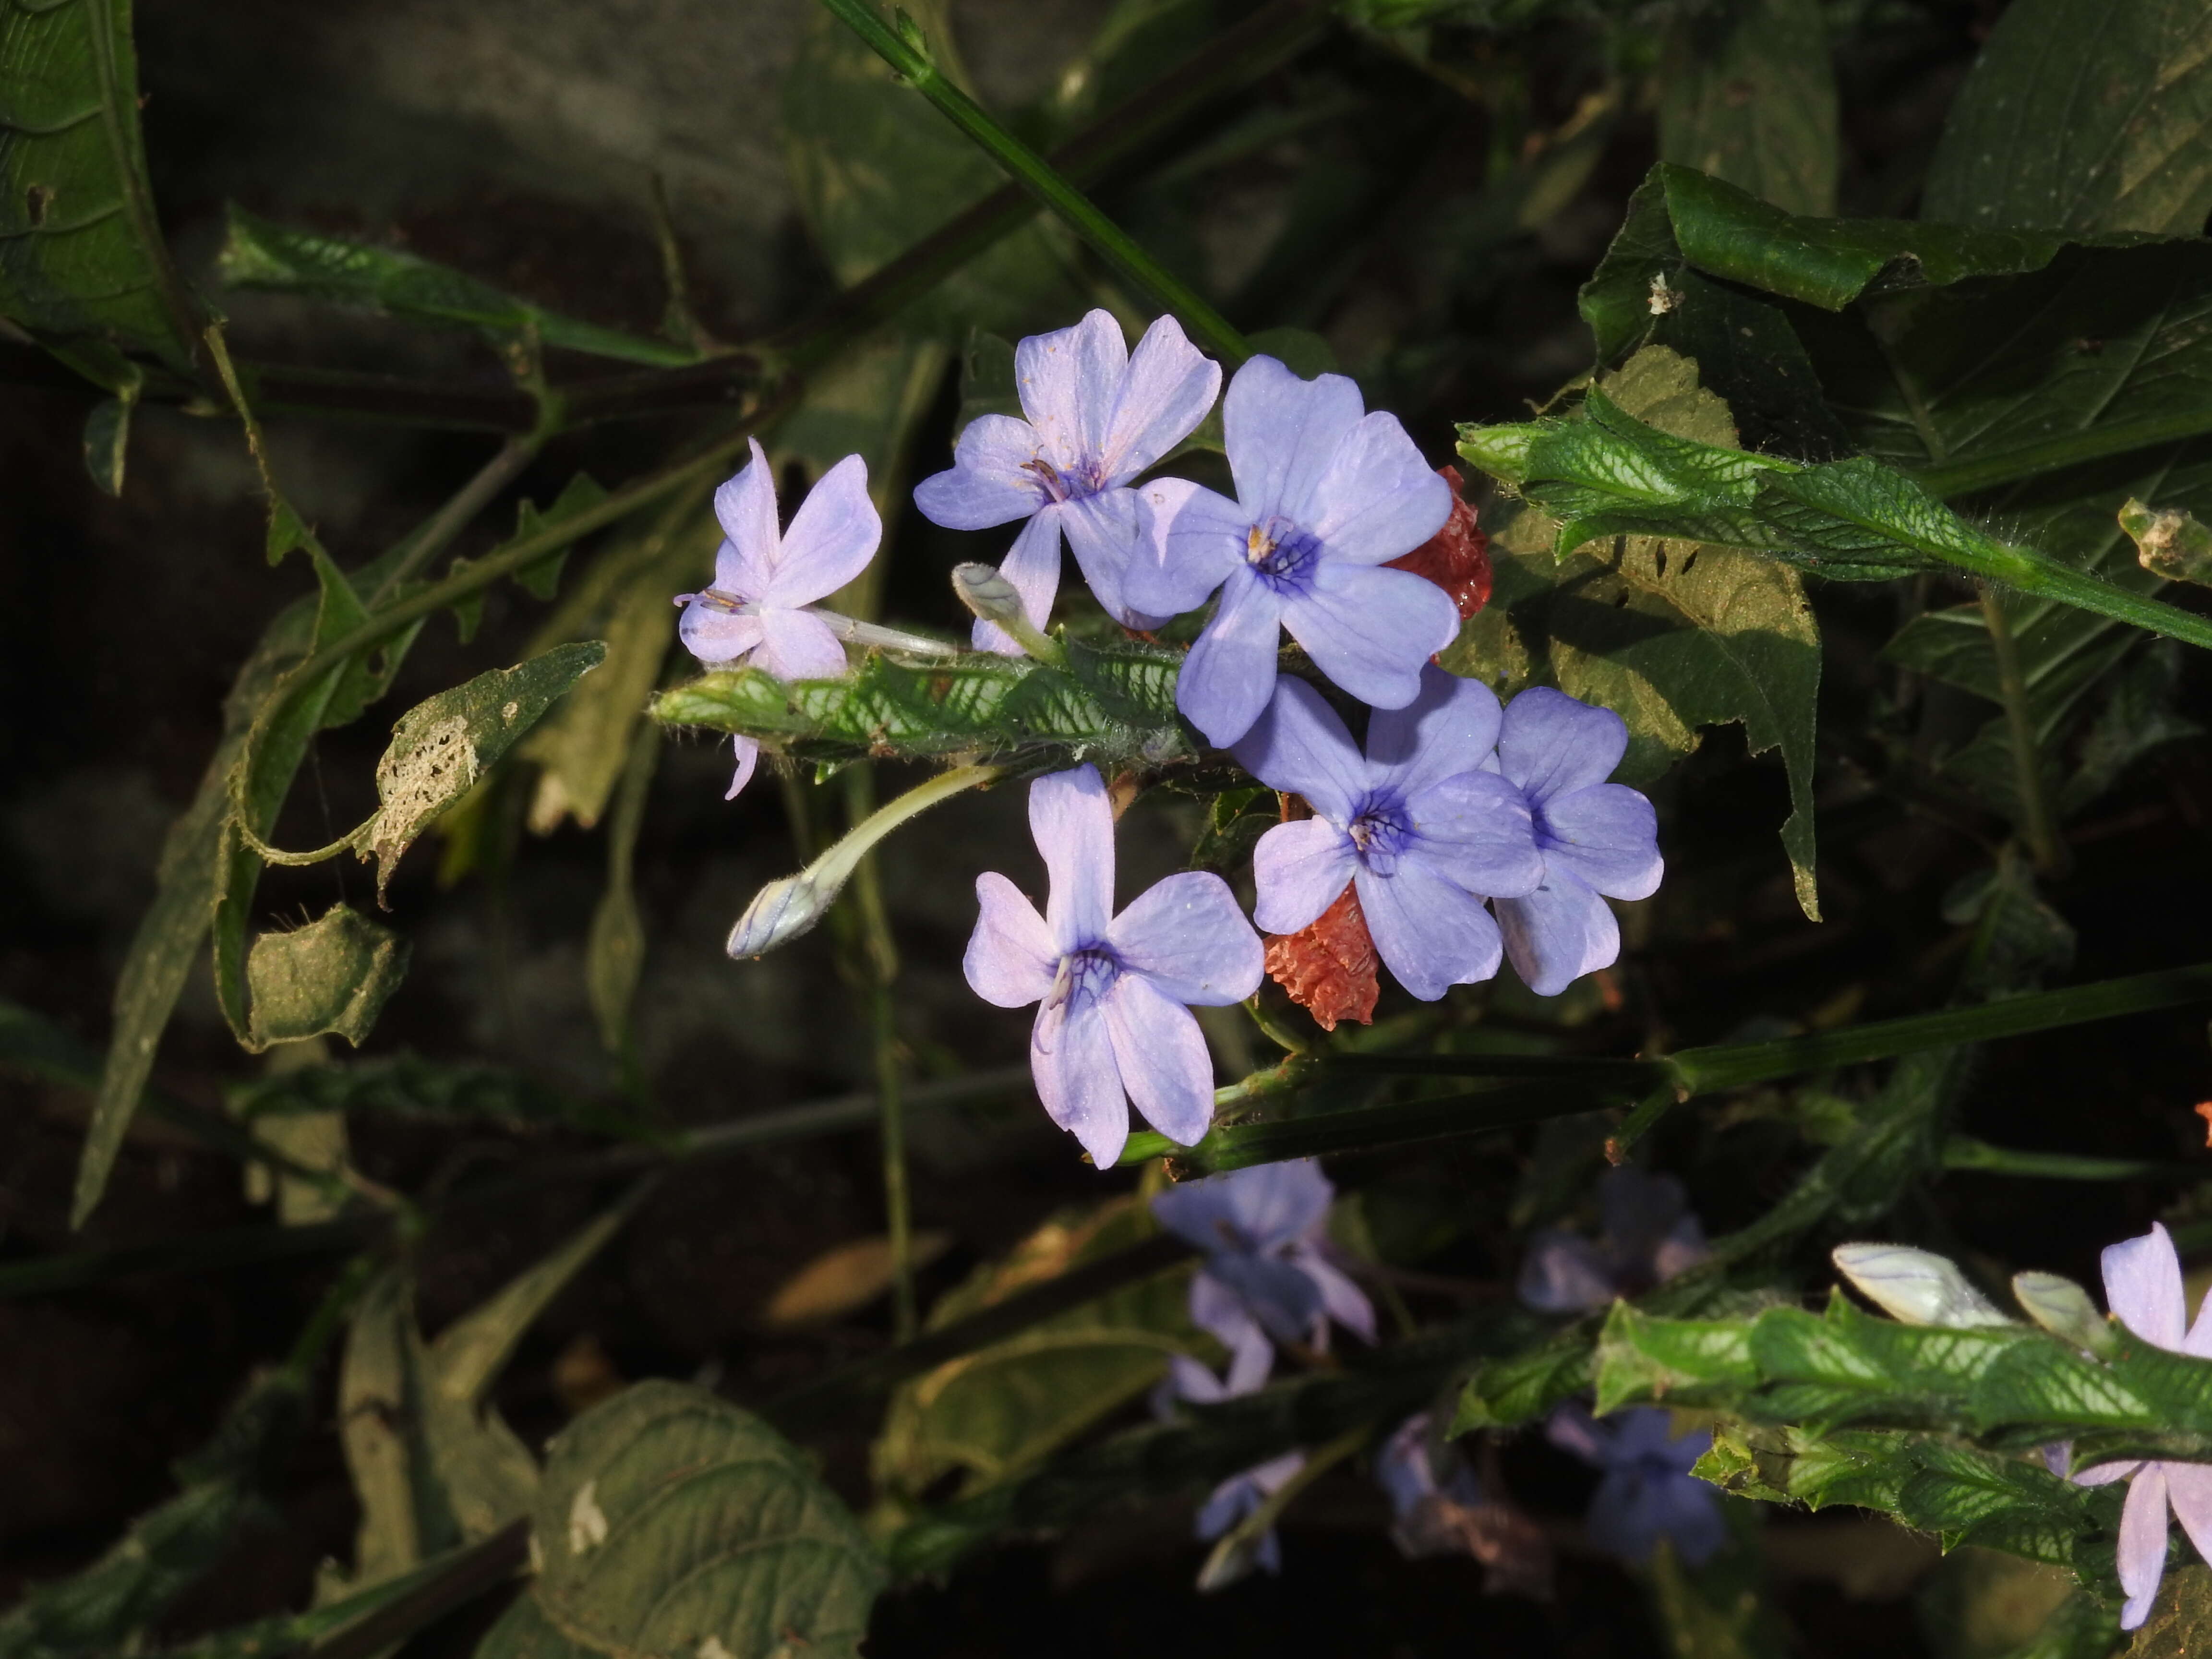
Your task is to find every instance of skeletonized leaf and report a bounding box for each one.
[371,643,606,900]
[243,904,409,1055]
[1924,0,2212,236]
[1658,0,1837,216]
[527,1381,886,1659]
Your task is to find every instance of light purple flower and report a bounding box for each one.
[1517,1166,1708,1314]
[1378,1410,1484,1518]
[963,765,1262,1167]
[674,439,880,797]
[1232,667,1544,998]
[1123,354,1459,746]
[2069,1222,2212,1629]
[1154,1355,1305,1577]
[1151,1160,1376,1380]
[1488,688,1663,997]
[1547,1403,1724,1567]
[914,310,1219,651]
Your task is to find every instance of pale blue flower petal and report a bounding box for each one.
[1407,771,1544,899]
[972,506,1063,655]
[1365,665,1503,800]
[1017,309,1126,471]
[1154,1161,1334,1254]
[1223,355,1366,523]
[1280,560,1460,713]
[1103,974,1216,1149]
[1230,676,1369,822]
[1542,782,1664,900]
[769,451,880,607]
[724,734,760,801]
[1209,1250,1327,1343]
[1518,1230,1617,1313]
[1356,856,1504,999]
[914,413,1048,530]
[1499,686,1631,805]
[1127,477,1248,618]
[1031,988,1128,1168]
[1030,765,1116,951]
[1059,487,1151,625]
[963,871,1058,1008]
[1306,412,1452,565]
[2119,1465,2171,1629]
[679,602,764,666]
[1249,817,1359,935]
[1496,868,1620,998]
[712,438,777,566]
[1106,870,1264,1006]
[1099,313,1221,483]
[1292,1242,1375,1345]
[2104,1222,2188,1350]
[1177,569,1285,747]
[751,607,848,682]
[1188,1276,1275,1392]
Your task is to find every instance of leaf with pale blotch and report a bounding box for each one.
[243,904,409,1055]
[1924,0,2212,237]
[873,1199,1201,1509]
[371,644,605,900]
[1658,0,1837,216]
[523,1381,885,1659]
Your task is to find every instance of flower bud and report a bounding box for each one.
[1832,1243,2011,1328]
[951,562,1064,663]
[2012,1270,2119,1357]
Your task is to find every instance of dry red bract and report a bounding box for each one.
[1385,464,1492,622]
[1265,880,1380,1031]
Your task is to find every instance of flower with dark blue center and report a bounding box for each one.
[1151,1160,1374,1384]
[1124,354,1459,746]
[1547,1403,1725,1566]
[1232,666,1544,998]
[913,310,1219,652]
[964,765,1263,1167]
[1489,687,1664,997]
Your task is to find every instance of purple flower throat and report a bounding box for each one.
[1023,456,1105,505]
[1348,791,1412,877]
[1045,944,1120,1023]
[1245,515,1320,584]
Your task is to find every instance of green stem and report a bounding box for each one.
[1980,539,2212,656]
[816,0,1252,365]
[1941,1135,2204,1182]
[845,768,916,1342]
[1196,1424,1368,1591]
[1980,589,2068,875]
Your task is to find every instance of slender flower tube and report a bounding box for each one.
[1488,687,1664,997]
[2070,1222,2212,1629]
[914,309,1220,651]
[674,438,880,797]
[1125,354,1459,746]
[963,765,1262,1166]
[1151,1159,1374,1383]
[1233,667,1543,998]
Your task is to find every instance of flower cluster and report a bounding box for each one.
[1147,1161,1374,1580]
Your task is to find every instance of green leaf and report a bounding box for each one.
[0,0,201,385]
[0,1371,302,1658]
[1657,0,1837,217]
[216,206,697,367]
[523,1381,885,1659]
[781,1,1080,341]
[2133,1563,2212,1658]
[1463,347,1823,917]
[242,903,410,1055]
[873,1199,1200,1511]
[473,1592,599,1659]
[1924,0,2212,237]
[227,1052,595,1130]
[510,475,609,602]
[653,637,1191,775]
[80,371,139,495]
[369,642,607,900]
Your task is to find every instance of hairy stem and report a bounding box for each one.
[1980,589,2068,875]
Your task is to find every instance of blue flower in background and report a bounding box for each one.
[1547,1403,1725,1567]
[2070,1221,2212,1629]
[673,438,880,798]
[1488,688,1663,997]
[1377,1410,1485,1519]
[1517,1165,1707,1314]
[1152,1159,1375,1385]
[1233,667,1543,998]
[1154,1354,1305,1579]
[1125,354,1459,747]
[913,309,1220,651]
[963,765,1262,1168]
